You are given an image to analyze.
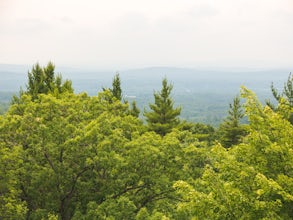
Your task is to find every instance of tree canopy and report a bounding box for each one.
[1,64,293,219]
[12,62,73,103]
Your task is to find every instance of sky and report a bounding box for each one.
[0,0,292,70]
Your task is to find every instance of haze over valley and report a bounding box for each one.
[0,64,290,124]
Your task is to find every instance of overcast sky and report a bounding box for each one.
[0,0,292,70]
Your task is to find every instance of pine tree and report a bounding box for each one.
[27,63,46,98]
[13,62,73,102]
[266,73,293,123]
[43,62,55,91]
[218,96,247,148]
[129,101,140,117]
[110,73,122,101]
[267,73,293,107]
[144,78,181,136]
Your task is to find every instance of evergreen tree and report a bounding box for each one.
[13,62,73,102]
[43,62,55,91]
[129,100,140,117]
[110,73,122,101]
[218,96,247,148]
[27,63,45,97]
[267,73,293,123]
[267,73,293,108]
[104,73,141,117]
[144,78,181,136]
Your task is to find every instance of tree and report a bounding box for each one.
[218,96,247,148]
[110,73,122,101]
[0,142,27,219]
[173,88,293,219]
[6,64,293,219]
[267,73,293,124]
[13,62,73,102]
[1,91,144,219]
[104,73,141,117]
[268,73,293,107]
[178,121,216,145]
[144,78,181,136]
[129,100,140,117]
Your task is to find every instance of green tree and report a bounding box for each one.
[6,64,293,219]
[144,78,181,136]
[1,91,144,219]
[173,88,293,219]
[110,73,122,101]
[268,73,293,108]
[13,62,73,102]
[218,96,247,148]
[267,73,293,124]
[3,88,187,219]
[0,142,27,219]
[104,73,141,117]
[129,100,140,117]
[178,121,215,145]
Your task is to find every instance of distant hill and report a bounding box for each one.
[0,64,291,125]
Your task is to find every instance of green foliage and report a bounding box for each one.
[0,142,27,219]
[218,96,247,148]
[1,91,142,219]
[144,78,181,136]
[1,64,293,219]
[13,62,73,103]
[173,87,293,219]
[269,73,293,107]
[129,101,140,117]
[110,73,122,101]
[267,73,293,124]
[105,73,141,118]
[0,102,10,114]
[0,88,188,219]
[83,197,137,220]
[178,121,215,145]
[103,73,122,101]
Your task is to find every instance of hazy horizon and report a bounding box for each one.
[0,62,291,74]
[0,64,291,125]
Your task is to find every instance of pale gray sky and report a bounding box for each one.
[0,0,292,69]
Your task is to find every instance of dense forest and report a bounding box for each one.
[1,63,293,219]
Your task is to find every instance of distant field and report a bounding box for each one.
[0,65,290,125]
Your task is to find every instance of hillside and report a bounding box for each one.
[0,64,290,125]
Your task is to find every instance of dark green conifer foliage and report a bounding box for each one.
[43,62,55,90]
[267,73,293,123]
[27,63,45,97]
[14,62,73,102]
[110,73,122,101]
[218,96,247,148]
[283,73,293,107]
[144,78,181,136]
[129,101,140,117]
[267,73,293,108]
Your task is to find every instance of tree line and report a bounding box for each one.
[0,62,292,219]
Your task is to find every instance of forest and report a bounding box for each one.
[1,62,293,219]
